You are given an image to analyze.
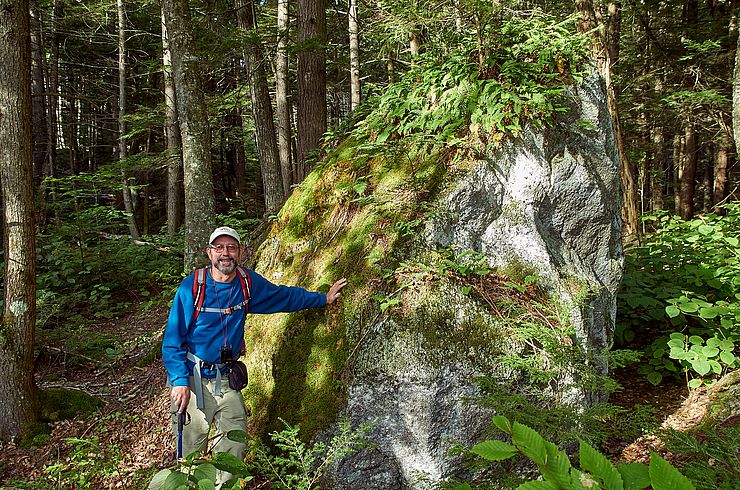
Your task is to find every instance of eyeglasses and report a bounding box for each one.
[208,244,239,253]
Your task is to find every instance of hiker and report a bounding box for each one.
[162,226,347,480]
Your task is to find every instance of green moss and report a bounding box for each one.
[39,387,102,421]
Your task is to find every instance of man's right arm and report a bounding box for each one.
[162,277,196,409]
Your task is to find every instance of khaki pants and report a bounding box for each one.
[170,377,248,486]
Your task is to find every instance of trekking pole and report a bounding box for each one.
[177,410,186,460]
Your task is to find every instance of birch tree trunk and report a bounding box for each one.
[276,0,293,194]
[296,0,327,182]
[162,0,216,270]
[348,0,360,111]
[236,0,285,215]
[0,0,38,440]
[118,0,140,238]
[162,11,183,236]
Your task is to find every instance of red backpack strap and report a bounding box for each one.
[235,266,251,313]
[190,266,208,326]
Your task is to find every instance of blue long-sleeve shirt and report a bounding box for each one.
[162,267,327,387]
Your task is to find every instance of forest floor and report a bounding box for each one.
[0,304,721,489]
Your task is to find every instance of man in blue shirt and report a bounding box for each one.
[162,226,346,479]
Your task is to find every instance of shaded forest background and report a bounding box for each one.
[24,0,740,235]
[0,0,738,487]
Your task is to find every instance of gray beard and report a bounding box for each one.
[214,259,236,275]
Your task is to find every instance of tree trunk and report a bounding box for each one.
[0,0,39,441]
[162,0,216,270]
[296,0,327,182]
[162,11,183,236]
[673,132,683,213]
[276,0,293,195]
[236,0,285,215]
[713,133,729,207]
[118,0,140,239]
[679,124,697,219]
[30,0,48,185]
[46,0,61,181]
[649,125,665,211]
[733,26,740,151]
[575,0,639,239]
[348,0,360,111]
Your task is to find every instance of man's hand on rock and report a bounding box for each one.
[326,278,348,305]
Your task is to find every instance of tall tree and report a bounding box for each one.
[275,0,293,194]
[30,0,49,184]
[162,0,216,269]
[162,11,183,236]
[348,0,360,111]
[236,0,285,215]
[118,0,140,238]
[0,0,38,440]
[576,0,640,239]
[296,0,327,182]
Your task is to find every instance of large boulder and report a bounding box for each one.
[245,72,622,488]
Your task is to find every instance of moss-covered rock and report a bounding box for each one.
[243,70,621,488]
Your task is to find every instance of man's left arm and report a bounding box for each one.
[247,269,347,313]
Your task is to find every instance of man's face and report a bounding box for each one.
[207,236,240,275]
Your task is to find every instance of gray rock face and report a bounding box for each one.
[326,73,623,487]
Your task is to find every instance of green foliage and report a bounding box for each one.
[42,436,123,488]
[151,420,370,490]
[459,416,696,490]
[353,12,589,151]
[661,427,740,489]
[249,418,372,490]
[616,204,740,386]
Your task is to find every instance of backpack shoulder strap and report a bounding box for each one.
[191,266,208,325]
[235,266,251,312]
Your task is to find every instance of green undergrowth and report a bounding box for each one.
[616,204,740,388]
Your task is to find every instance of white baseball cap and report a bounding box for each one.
[209,226,241,245]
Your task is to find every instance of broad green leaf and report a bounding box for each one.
[617,462,651,490]
[161,470,189,490]
[148,469,172,489]
[669,332,685,340]
[680,302,699,313]
[453,484,473,490]
[512,422,547,464]
[688,378,703,389]
[648,452,696,490]
[539,442,571,485]
[719,340,734,351]
[193,463,217,483]
[701,346,719,357]
[719,351,735,365]
[698,307,719,319]
[579,439,622,490]
[226,430,249,444]
[198,480,216,490]
[646,371,662,385]
[666,305,681,318]
[705,337,721,348]
[698,224,713,235]
[725,236,739,246]
[688,335,704,345]
[493,415,511,433]
[692,359,711,376]
[211,452,250,477]
[470,440,518,461]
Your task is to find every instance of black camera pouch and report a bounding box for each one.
[228,360,249,391]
